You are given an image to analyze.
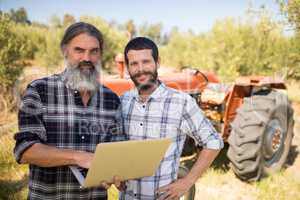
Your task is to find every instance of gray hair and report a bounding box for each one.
[60,22,104,53]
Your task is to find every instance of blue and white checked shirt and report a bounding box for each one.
[120,83,223,200]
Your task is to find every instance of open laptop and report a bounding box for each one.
[70,138,172,188]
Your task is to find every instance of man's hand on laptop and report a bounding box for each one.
[100,176,127,191]
[74,151,94,169]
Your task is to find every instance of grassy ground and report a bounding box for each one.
[0,120,28,200]
[193,168,300,200]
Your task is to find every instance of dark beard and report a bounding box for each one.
[130,70,158,91]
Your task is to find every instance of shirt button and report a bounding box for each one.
[74,90,78,94]
[81,136,85,140]
[140,123,143,126]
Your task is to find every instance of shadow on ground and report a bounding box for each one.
[286,144,299,167]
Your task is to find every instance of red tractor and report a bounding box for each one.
[102,65,294,199]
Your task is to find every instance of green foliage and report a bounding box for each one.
[139,22,164,44]
[278,0,300,31]
[62,14,76,27]
[7,7,29,24]
[278,0,300,80]
[49,15,62,28]
[33,15,129,70]
[287,37,300,79]
[0,12,128,75]
[161,15,292,82]
[211,16,290,80]
[124,19,137,39]
[36,28,64,68]
[0,15,27,88]
[1,6,300,87]
[12,23,47,60]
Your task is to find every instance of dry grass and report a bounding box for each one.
[194,168,300,200]
[0,93,17,127]
[254,171,300,200]
[0,123,28,200]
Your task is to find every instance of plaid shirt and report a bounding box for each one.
[14,72,126,200]
[120,83,223,200]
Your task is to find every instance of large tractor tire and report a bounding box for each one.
[227,89,294,181]
[178,165,196,200]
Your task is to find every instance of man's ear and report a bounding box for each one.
[62,46,68,59]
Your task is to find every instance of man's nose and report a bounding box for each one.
[137,63,144,71]
[82,51,91,61]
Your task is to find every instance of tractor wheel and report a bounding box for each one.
[227,90,294,181]
[178,165,196,200]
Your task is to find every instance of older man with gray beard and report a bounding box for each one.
[13,22,126,200]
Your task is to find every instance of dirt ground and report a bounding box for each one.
[193,103,300,200]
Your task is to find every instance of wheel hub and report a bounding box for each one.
[263,119,284,159]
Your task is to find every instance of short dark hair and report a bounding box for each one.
[60,22,103,52]
[124,37,159,65]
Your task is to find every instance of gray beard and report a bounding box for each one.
[64,61,101,92]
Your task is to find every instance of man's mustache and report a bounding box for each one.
[132,71,154,79]
[77,60,95,69]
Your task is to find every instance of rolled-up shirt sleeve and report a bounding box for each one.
[180,95,224,150]
[14,83,47,163]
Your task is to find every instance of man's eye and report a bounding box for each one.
[130,62,138,67]
[91,49,99,54]
[75,49,84,53]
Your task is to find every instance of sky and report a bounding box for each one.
[1,0,284,33]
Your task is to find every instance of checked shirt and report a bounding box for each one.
[14,72,126,200]
[120,83,224,200]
